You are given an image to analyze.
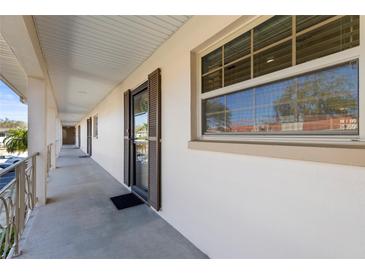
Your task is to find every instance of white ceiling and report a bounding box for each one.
[0,32,27,97]
[33,16,190,124]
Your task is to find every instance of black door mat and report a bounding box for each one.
[110,193,144,210]
[79,155,90,158]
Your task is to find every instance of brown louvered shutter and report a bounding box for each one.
[87,117,92,156]
[148,68,161,210]
[123,89,131,186]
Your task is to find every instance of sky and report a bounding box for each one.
[0,80,27,122]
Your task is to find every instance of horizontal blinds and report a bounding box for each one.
[200,15,360,94]
[296,16,359,64]
[202,60,359,135]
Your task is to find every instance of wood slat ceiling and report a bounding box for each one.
[34,16,190,124]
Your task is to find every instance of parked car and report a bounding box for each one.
[5,156,24,165]
[0,163,16,190]
[0,155,14,164]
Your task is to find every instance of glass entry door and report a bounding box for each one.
[131,88,149,201]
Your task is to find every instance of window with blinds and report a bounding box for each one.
[93,115,98,138]
[296,16,359,64]
[200,15,360,94]
[202,60,359,135]
[253,16,292,51]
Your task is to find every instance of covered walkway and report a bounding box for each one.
[18,146,207,259]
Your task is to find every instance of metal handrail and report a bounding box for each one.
[0,152,40,177]
[0,152,39,259]
[0,178,16,197]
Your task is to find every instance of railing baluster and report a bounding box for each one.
[18,163,25,235]
[14,165,20,256]
[1,152,40,259]
[32,156,37,207]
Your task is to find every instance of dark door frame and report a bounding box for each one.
[62,126,76,145]
[86,117,92,156]
[124,68,161,211]
[78,125,81,148]
[130,81,149,202]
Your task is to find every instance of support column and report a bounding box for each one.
[27,77,47,205]
[47,104,57,170]
[55,117,62,157]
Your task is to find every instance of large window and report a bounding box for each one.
[202,61,358,135]
[201,16,359,92]
[199,15,360,137]
[93,115,98,138]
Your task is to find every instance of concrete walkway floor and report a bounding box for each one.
[18,146,207,259]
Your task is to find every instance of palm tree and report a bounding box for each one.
[3,128,28,154]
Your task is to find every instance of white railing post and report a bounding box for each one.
[28,77,47,205]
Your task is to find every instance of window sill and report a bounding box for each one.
[188,139,365,167]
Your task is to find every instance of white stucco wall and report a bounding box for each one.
[46,85,59,168]
[77,16,365,258]
[79,90,124,180]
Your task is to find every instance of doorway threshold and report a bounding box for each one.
[132,185,148,202]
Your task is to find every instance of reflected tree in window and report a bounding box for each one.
[255,79,297,132]
[203,97,231,133]
[273,62,358,133]
[273,82,296,124]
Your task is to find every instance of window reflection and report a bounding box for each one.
[296,64,358,133]
[203,96,226,133]
[256,79,297,132]
[226,90,255,132]
[134,91,148,139]
[133,91,149,190]
[203,61,358,135]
